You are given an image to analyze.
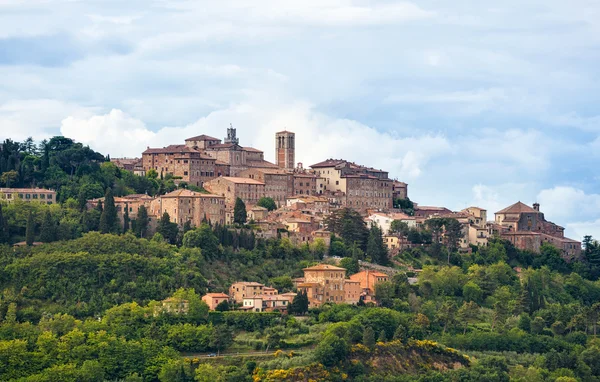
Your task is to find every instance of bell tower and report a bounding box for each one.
[275,130,295,170]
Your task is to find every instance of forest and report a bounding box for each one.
[2,137,600,381]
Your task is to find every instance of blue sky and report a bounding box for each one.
[1,0,599,240]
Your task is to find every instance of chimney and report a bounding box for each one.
[533,203,540,211]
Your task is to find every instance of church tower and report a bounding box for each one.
[275,130,295,170]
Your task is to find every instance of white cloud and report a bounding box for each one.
[537,186,600,222]
[568,220,600,242]
[0,99,97,142]
[59,100,451,181]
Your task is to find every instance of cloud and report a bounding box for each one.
[0,33,83,66]
[0,99,96,141]
[537,186,600,223]
[59,101,452,180]
[568,220,600,242]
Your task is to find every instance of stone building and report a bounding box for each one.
[202,293,230,311]
[203,176,266,206]
[297,264,347,306]
[495,202,581,259]
[349,270,389,304]
[292,172,319,196]
[110,158,141,171]
[0,188,56,204]
[142,126,280,184]
[392,181,408,200]
[366,211,416,235]
[238,168,290,206]
[344,280,361,305]
[310,159,393,212]
[149,189,225,227]
[142,145,228,187]
[276,130,295,170]
[229,282,266,304]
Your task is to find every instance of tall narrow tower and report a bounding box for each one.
[275,130,295,170]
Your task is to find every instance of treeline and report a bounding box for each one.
[0,136,180,202]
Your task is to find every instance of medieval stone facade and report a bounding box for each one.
[203,176,266,206]
[238,168,290,206]
[495,202,581,259]
[275,130,295,170]
[310,159,394,212]
[149,189,225,227]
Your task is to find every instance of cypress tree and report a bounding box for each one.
[136,205,149,238]
[367,225,388,265]
[123,203,130,233]
[233,197,247,224]
[40,210,56,243]
[25,211,35,246]
[363,327,375,349]
[99,188,118,234]
[0,204,8,243]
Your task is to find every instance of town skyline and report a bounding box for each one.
[1,0,599,240]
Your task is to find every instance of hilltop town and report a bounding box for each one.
[1,131,600,381]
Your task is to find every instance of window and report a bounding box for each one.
[40,194,45,199]
[33,194,38,199]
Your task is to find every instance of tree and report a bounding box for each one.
[367,225,388,265]
[123,203,130,233]
[0,204,9,243]
[257,197,277,211]
[158,212,179,244]
[315,333,348,367]
[378,329,387,342]
[99,188,118,234]
[325,208,369,249]
[390,220,410,236]
[182,224,220,258]
[289,290,309,315]
[339,257,359,275]
[40,210,56,243]
[136,205,149,238]
[210,325,233,355]
[215,300,230,312]
[25,211,35,246]
[233,197,247,224]
[363,326,376,349]
[457,301,480,334]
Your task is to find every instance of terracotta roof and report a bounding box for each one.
[496,201,538,214]
[246,160,279,168]
[310,159,347,168]
[185,134,220,142]
[1,188,55,194]
[232,281,264,286]
[161,189,223,198]
[242,146,263,153]
[303,264,346,271]
[203,293,229,298]
[219,177,265,185]
[250,206,268,211]
[352,270,389,278]
[248,168,288,175]
[206,143,239,150]
[143,144,203,155]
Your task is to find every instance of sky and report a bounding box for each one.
[1,0,599,240]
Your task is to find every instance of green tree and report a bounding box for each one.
[182,224,220,258]
[315,333,348,367]
[99,188,118,234]
[158,212,179,244]
[390,220,410,236]
[25,211,35,246]
[233,197,247,224]
[457,301,480,334]
[325,208,369,250]
[377,329,387,342]
[363,326,376,349]
[210,325,233,355]
[257,197,277,211]
[136,205,149,238]
[339,256,359,275]
[0,204,8,243]
[289,290,309,315]
[40,210,56,243]
[215,300,230,312]
[123,203,130,233]
[367,224,388,265]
